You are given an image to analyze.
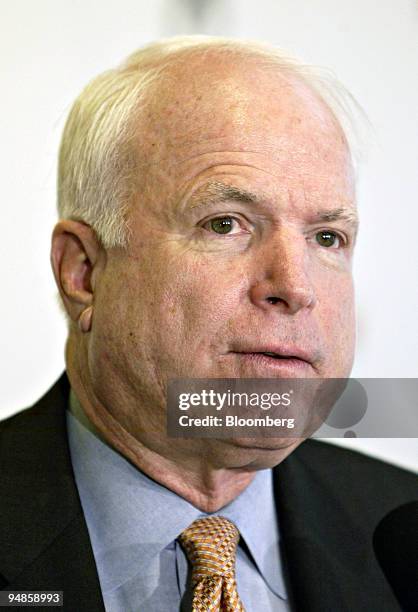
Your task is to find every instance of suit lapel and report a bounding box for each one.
[273,440,402,611]
[0,374,104,610]
[5,514,104,610]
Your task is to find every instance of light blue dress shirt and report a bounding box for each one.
[66,395,290,611]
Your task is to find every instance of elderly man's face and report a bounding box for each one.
[88,59,357,444]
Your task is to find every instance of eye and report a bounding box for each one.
[202,216,243,235]
[315,230,342,248]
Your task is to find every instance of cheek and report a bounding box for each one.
[317,274,356,362]
[89,268,142,363]
[315,261,354,321]
[152,255,246,347]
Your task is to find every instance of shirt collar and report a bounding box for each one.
[66,391,286,597]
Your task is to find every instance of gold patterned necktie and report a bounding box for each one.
[179,516,245,611]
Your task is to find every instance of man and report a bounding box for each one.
[0,36,416,611]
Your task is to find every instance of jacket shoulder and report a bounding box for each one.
[290,439,418,511]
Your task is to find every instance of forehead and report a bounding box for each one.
[142,55,346,147]
[134,54,355,212]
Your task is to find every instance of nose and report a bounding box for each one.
[249,233,317,315]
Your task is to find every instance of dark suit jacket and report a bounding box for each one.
[0,374,416,611]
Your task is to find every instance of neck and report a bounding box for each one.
[65,338,297,512]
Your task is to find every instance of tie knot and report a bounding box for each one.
[179,516,240,583]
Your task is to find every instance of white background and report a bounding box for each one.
[1,0,417,471]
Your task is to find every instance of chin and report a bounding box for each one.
[225,436,304,467]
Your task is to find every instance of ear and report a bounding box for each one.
[50,220,104,327]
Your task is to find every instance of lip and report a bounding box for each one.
[230,345,315,364]
[230,352,313,374]
[227,343,318,376]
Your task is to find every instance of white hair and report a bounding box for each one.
[57,35,366,249]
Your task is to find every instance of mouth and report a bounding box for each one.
[229,347,315,373]
[234,352,309,364]
[253,351,305,360]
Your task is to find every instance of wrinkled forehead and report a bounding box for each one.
[127,54,356,224]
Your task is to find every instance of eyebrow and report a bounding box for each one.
[313,207,359,228]
[188,180,359,229]
[189,181,259,209]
